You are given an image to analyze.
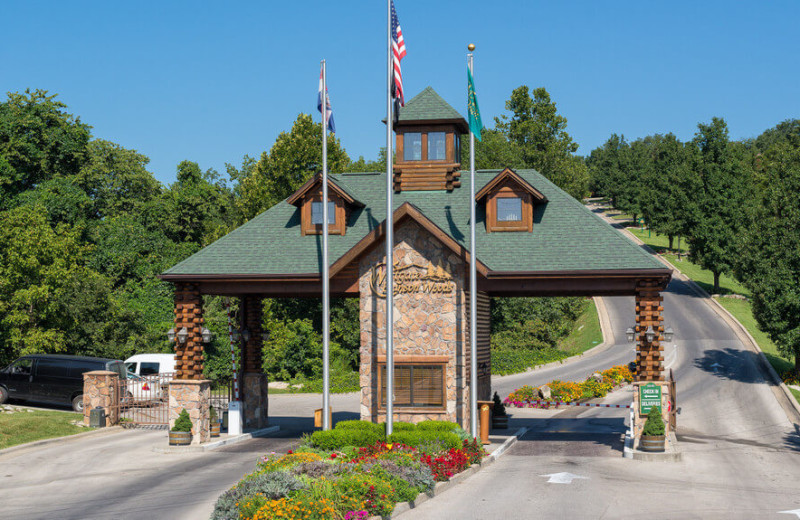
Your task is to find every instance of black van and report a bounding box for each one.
[0,355,126,413]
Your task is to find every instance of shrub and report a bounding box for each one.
[387,430,462,451]
[171,409,192,433]
[290,460,354,479]
[642,406,665,436]
[336,420,383,434]
[416,420,459,432]
[209,405,217,421]
[492,391,506,417]
[309,429,383,450]
[387,421,416,432]
[329,473,396,517]
[361,459,435,494]
[491,347,568,375]
[210,470,307,520]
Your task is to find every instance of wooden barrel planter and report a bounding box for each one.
[492,414,509,430]
[210,421,221,437]
[169,431,192,446]
[640,434,665,452]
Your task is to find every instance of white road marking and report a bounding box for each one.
[540,472,589,484]
[779,510,800,518]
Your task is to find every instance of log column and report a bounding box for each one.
[635,280,664,382]
[173,283,205,380]
[242,296,269,429]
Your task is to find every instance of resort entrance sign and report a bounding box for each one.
[369,261,456,297]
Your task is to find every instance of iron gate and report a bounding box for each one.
[113,373,173,426]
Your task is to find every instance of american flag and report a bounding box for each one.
[391,0,407,106]
[317,68,335,133]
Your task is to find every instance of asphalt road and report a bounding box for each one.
[402,277,800,519]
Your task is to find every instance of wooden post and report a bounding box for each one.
[635,280,664,382]
[173,283,204,380]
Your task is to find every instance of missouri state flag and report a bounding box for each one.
[317,68,335,133]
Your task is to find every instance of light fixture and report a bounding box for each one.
[201,327,213,343]
[167,328,176,342]
[261,331,270,342]
[625,327,635,343]
[664,327,674,342]
[645,325,655,343]
[232,330,240,342]
[242,328,251,343]
[176,327,189,344]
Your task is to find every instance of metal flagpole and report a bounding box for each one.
[321,60,331,431]
[468,49,478,438]
[385,0,395,436]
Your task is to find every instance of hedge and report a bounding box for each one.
[308,429,384,450]
[387,430,462,450]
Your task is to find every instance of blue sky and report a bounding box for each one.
[3,1,799,185]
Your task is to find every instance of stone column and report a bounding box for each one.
[635,280,664,382]
[242,296,268,429]
[83,371,119,426]
[173,283,205,380]
[169,379,211,444]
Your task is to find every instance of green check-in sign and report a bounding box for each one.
[639,383,662,414]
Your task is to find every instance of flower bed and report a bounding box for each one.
[211,421,485,520]
[504,364,633,408]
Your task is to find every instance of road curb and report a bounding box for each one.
[391,427,527,518]
[493,297,614,384]
[604,211,800,423]
[152,425,281,453]
[0,425,124,459]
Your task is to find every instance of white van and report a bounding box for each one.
[124,353,176,377]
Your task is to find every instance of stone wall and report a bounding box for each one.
[359,219,470,427]
[83,371,119,426]
[169,379,211,444]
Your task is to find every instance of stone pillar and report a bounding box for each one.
[243,373,269,429]
[635,280,664,382]
[173,283,205,380]
[358,219,467,427]
[241,296,268,429]
[632,380,672,448]
[83,371,119,426]
[169,379,211,444]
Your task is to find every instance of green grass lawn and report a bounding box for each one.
[0,409,90,450]
[559,298,604,354]
[791,388,800,402]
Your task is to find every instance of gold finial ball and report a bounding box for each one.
[468,43,476,51]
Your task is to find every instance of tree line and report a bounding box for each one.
[0,86,588,380]
[587,119,800,374]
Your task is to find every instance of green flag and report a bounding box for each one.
[468,67,483,141]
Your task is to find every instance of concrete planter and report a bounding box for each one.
[169,431,192,446]
[640,434,665,452]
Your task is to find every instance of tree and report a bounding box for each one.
[494,86,589,199]
[74,139,161,219]
[0,89,91,202]
[587,134,629,200]
[0,205,107,365]
[735,142,800,375]
[686,118,751,293]
[236,114,349,221]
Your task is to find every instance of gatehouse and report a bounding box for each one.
[158,87,671,442]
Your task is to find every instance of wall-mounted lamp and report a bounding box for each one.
[664,327,674,342]
[167,328,176,342]
[176,327,189,344]
[201,327,213,343]
[645,325,655,343]
[625,327,635,343]
[241,328,251,343]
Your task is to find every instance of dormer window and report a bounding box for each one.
[476,168,548,233]
[286,173,364,236]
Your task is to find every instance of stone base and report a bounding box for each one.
[243,372,269,430]
[169,379,211,445]
[83,371,119,426]
[631,381,671,445]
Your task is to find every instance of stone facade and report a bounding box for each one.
[243,372,269,429]
[359,219,472,427]
[169,379,211,444]
[83,371,119,426]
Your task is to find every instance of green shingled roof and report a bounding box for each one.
[397,86,466,123]
[163,169,665,276]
